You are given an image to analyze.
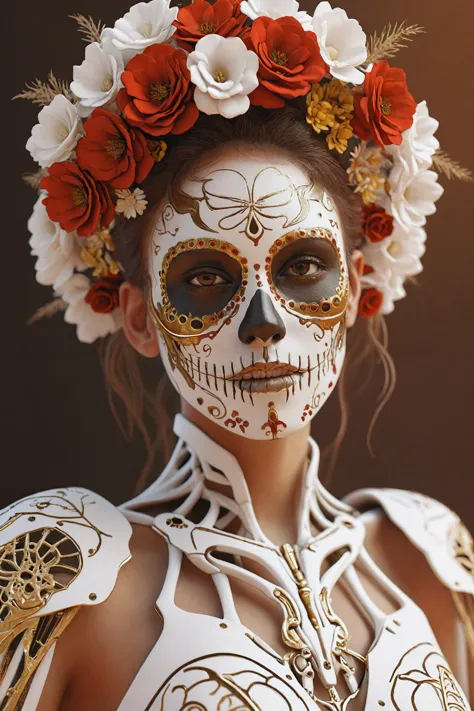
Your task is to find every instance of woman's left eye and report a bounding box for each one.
[281,259,325,278]
[189,273,228,287]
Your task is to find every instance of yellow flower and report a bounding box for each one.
[306,79,355,154]
[148,139,167,163]
[327,120,353,155]
[346,142,390,205]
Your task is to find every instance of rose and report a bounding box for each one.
[117,44,199,136]
[40,161,115,238]
[187,35,259,118]
[26,95,83,168]
[173,0,248,52]
[362,203,394,243]
[246,16,327,108]
[58,274,123,342]
[358,287,383,318]
[352,60,417,148]
[311,1,367,84]
[71,42,124,118]
[84,275,123,313]
[75,108,154,189]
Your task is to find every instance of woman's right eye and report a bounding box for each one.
[189,273,228,287]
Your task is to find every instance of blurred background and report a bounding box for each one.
[1,0,473,527]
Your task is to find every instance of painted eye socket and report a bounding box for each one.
[189,273,229,287]
[281,258,326,278]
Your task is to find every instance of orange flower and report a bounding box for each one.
[117,44,199,137]
[76,108,154,189]
[85,275,123,314]
[352,61,416,147]
[173,0,248,51]
[246,17,327,109]
[358,287,384,318]
[362,203,394,243]
[40,161,114,238]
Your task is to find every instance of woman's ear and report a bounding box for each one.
[120,282,159,358]
[346,249,364,328]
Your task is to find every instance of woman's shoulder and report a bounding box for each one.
[346,486,474,596]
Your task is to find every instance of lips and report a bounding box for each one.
[229,362,305,393]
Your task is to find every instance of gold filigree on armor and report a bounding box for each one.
[169,168,324,246]
[265,228,349,332]
[451,522,474,664]
[152,237,249,344]
[390,642,469,711]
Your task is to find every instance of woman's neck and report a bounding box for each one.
[181,401,312,544]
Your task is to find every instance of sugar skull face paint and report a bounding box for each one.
[148,154,350,440]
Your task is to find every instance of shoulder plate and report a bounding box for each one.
[345,487,474,596]
[0,487,132,709]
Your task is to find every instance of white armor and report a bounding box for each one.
[1,415,472,710]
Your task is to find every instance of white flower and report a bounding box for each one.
[28,195,84,288]
[387,100,440,173]
[363,223,426,280]
[101,0,177,63]
[311,2,367,84]
[26,95,83,169]
[240,0,312,28]
[115,188,148,219]
[58,274,123,344]
[389,160,444,229]
[361,268,407,315]
[70,42,124,118]
[188,35,259,119]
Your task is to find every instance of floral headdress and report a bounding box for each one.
[20,0,472,343]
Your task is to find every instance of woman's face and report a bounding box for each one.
[148,150,353,440]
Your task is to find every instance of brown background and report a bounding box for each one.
[1,1,473,525]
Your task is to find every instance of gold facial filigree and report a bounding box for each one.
[169,168,325,246]
[151,237,249,346]
[265,227,349,331]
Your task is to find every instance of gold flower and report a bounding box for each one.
[306,79,354,153]
[346,141,390,205]
[80,227,121,277]
[148,139,167,163]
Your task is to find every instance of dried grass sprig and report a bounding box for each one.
[22,168,48,190]
[70,13,104,44]
[27,299,67,326]
[13,71,74,106]
[432,150,473,183]
[365,21,425,66]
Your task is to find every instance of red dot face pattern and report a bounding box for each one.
[148,155,349,440]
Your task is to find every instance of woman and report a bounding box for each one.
[1,1,473,709]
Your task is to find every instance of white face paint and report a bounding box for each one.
[148,154,350,440]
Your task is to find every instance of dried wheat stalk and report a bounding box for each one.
[27,299,67,326]
[432,150,473,182]
[13,71,74,106]
[22,168,48,190]
[365,21,425,66]
[70,13,105,44]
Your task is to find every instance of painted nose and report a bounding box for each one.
[238,290,286,346]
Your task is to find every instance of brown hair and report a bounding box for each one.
[101,106,393,494]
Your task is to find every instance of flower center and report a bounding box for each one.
[72,187,87,207]
[58,125,70,141]
[101,75,114,92]
[214,70,228,83]
[380,97,392,116]
[269,49,289,66]
[140,22,153,38]
[387,241,402,258]
[106,136,128,160]
[198,21,217,34]
[327,45,339,61]
[150,83,171,102]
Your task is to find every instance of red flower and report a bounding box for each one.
[117,44,199,137]
[75,108,154,190]
[246,17,327,109]
[352,61,416,147]
[40,162,114,238]
[173,0,248,51]
[358,288,384,318]
[362,203,394,243]
[85,275,123,314]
